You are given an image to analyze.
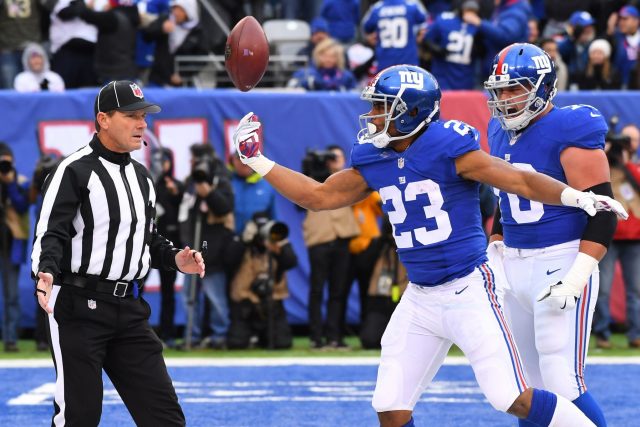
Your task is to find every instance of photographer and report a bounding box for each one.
[178,143,239,349]
[593,119,640,349]
[30,153,62,352]
[153,148,184,348]
[0,143,31,352]
[227,214,297,349]
[302,145,359,350]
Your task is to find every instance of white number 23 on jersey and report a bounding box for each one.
[380,179,452,248]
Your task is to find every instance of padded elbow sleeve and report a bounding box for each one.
[582,182,618,248]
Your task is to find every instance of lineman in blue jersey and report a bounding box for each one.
[361,0,428,71]
[232,65,626,427]
[423,2,480,90]
[484,43,624,427]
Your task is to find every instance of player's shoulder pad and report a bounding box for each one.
[557,104,608,149]
[430,119,480,157]
[350,138,379,168]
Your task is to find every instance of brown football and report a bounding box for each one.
[224,16,270,92]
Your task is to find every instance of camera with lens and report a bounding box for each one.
[301,149,337,183]
[191,155,218,184]
[244,214,289,250]
[250,272,273,298]
[32,154,60,192]
[605,115,632,167]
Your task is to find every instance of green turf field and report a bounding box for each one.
[2,333,639,360]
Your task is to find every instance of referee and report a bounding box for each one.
[31,80,204,426]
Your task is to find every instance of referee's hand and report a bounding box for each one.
[36,272,54,314]
[175,246,205,278]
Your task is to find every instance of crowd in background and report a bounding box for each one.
[1,0,640,352]
[3,0,640,91]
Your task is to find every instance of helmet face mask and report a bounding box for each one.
[358,65,441,148]
[484,43,558,132]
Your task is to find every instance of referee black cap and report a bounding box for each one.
[94,80,161,115]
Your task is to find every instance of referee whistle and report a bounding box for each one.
[201,241,208,256]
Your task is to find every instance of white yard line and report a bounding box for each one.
[1,356,640,368]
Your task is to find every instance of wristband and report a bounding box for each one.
[560,187,585,208]
[249,155,275,177]
[562,252,599,294]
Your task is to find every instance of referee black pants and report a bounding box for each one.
[46,285,185,426]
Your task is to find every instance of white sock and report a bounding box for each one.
[548,394,596,427]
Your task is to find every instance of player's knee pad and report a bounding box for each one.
[538,354,580,400]
[482,381,523,413]
[371,359,408,412]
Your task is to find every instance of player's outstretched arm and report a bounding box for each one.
[456,149,628,219]
[233,112,371,210]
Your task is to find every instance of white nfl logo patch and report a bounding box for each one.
[130,83,144,99]
[88,299,97,310]
[398,158,404,169]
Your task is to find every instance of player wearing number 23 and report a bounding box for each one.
[232,64,627,427]
[485,43,620,427]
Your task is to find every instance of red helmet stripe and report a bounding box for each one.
[495,46,512,75]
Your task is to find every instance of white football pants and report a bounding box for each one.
[372,263,528,414]
[502,240,598,401]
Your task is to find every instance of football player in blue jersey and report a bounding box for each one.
[423,0,480,90]
[361,0,428,72]
[232,65,627,427]
[484,43,617,427]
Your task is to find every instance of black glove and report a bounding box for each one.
[57,0,86,21]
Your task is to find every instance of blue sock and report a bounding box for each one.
[525,389,557,427]
[573,392,607,426]
[518,420,539,427]
[401,417,415,427]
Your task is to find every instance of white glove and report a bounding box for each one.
[536,252,598,310]
[561,188,629,220]
[233,112,275,176]
[536,281,580,310]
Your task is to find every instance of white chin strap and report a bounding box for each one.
[368,123,392,148]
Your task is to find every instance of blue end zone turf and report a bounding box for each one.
[1,361,638,426]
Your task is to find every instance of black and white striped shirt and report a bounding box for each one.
[32,135,178,281]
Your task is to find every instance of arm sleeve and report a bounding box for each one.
[491,205,503,236]
[581,182,618,248]
[149,233,180,271]
[7,179,31,213]
[31,166,81,278]
[204,179,234,216]
[478,13,526,45]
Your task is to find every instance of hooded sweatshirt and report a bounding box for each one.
[13,44,66,92]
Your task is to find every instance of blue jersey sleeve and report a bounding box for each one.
[410,0,428,24]
[446,122,481,159]
[559,105,607,152]
[361,4,378,33]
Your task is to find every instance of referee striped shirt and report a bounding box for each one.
[32,135,179,281]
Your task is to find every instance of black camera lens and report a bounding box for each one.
[0,160,13,174]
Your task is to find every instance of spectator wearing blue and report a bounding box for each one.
[423,0,481,90]
[612,5,640,88]
[320,0,360,44]
[462,0,530,76]
[134,0,171,84]
[361,0,429,72]
[557,10,596,84]
[229,153,277,236]
[0,142,31,353]
[288,38,357,90]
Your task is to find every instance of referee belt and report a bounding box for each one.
[61,272,137,297]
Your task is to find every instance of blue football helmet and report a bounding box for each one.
[484,43,557,131]
[358,65,441,148]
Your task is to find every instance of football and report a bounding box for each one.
[224,16,270,92]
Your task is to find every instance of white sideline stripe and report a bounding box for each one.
[1,356,640,368]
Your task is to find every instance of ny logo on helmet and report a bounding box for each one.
[531,55,551,75]
[399,71,424,89]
